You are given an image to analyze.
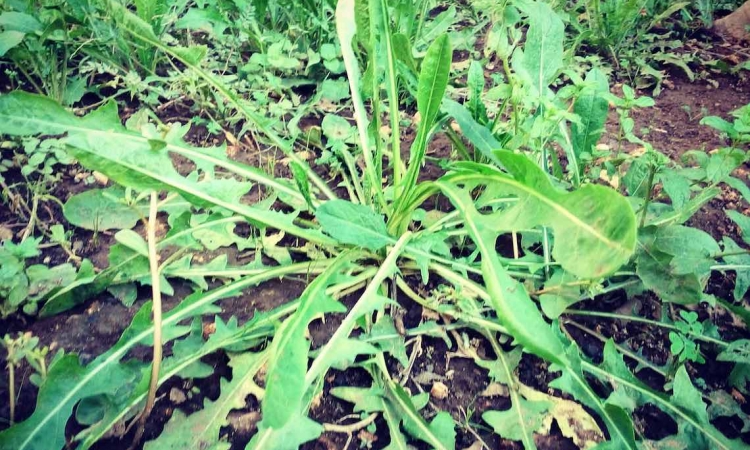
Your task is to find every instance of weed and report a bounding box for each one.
[0,0,747,449]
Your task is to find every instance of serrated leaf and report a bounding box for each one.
[717,339,750,364]
[261,256,351,429]
[76,312,287,449]
[0,92,327,245]
[360,315,409,367]
[144,351,266,450]
[442,153,637,278]
[438,176,633,450]
[584,343,739,450]
[1,262,326,450]
[108,1,337,200]
[386,382,455,450]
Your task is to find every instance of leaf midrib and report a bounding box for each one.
[446,172,633,255]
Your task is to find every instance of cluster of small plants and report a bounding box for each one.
[0,0,749,449]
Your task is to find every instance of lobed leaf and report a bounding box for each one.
[442,152,637,278]
[0,92,331,246]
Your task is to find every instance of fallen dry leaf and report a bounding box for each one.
[520,383,605,449]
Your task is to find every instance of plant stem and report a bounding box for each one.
[562,319,667,376]
[711,264,750,271]
[379,0,403,191]
[8,363,15,425]
[306,233,412,384]
[565,309,729,347]
[130,192,163,448]
[713,249,750,258]
[639,164,656,228]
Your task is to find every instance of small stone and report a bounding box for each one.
[92,171,109,185]
[0,226,12,241]
[430,381,449,400]
[169,387,187,404]
[481,382,508,398]
[227,411,260,434]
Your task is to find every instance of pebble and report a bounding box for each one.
[430,381,449,400]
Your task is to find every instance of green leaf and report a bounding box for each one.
[727,209,750,246]
[445,153,637,278]
[386,382,455,450]
[572,69,609,164]
[0,261,331,450]
[0,30,25,57]
[636,225,718,304]
[0,92,330,246]
[248,415,323,450]
[415,34,452,136]
[548,346,637,450]
[483,397,549,442]
[660,170,692,210]
[434,180,566,363]
[115,229,149,257]
[26,263,77,302]
[108,0,335,200]
[442,99,503,166]
[718,339,750,364]
[144,351,267,450]
[0,12,43,33]
[700,116,737,138]
[539,270,583,319]
[396,34,452,213]
[261,256,351,429]
[391,33,417,74]
[316,199,391,250]
[305,235,411,383]
[76,313,287,449]
[63,187,145,231]
[253,239,409,448]
[417,6,456,47]
[583,344,739,450]
[437,178,636,447]
[722,238,750,302]
[512,1,564,96]
[707,390,750,433]
[335,0,382,204]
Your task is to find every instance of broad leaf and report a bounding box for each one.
[442,152,637,278]
[572,69,609,165]
[512,1,565,96]
[316,200,391,250]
